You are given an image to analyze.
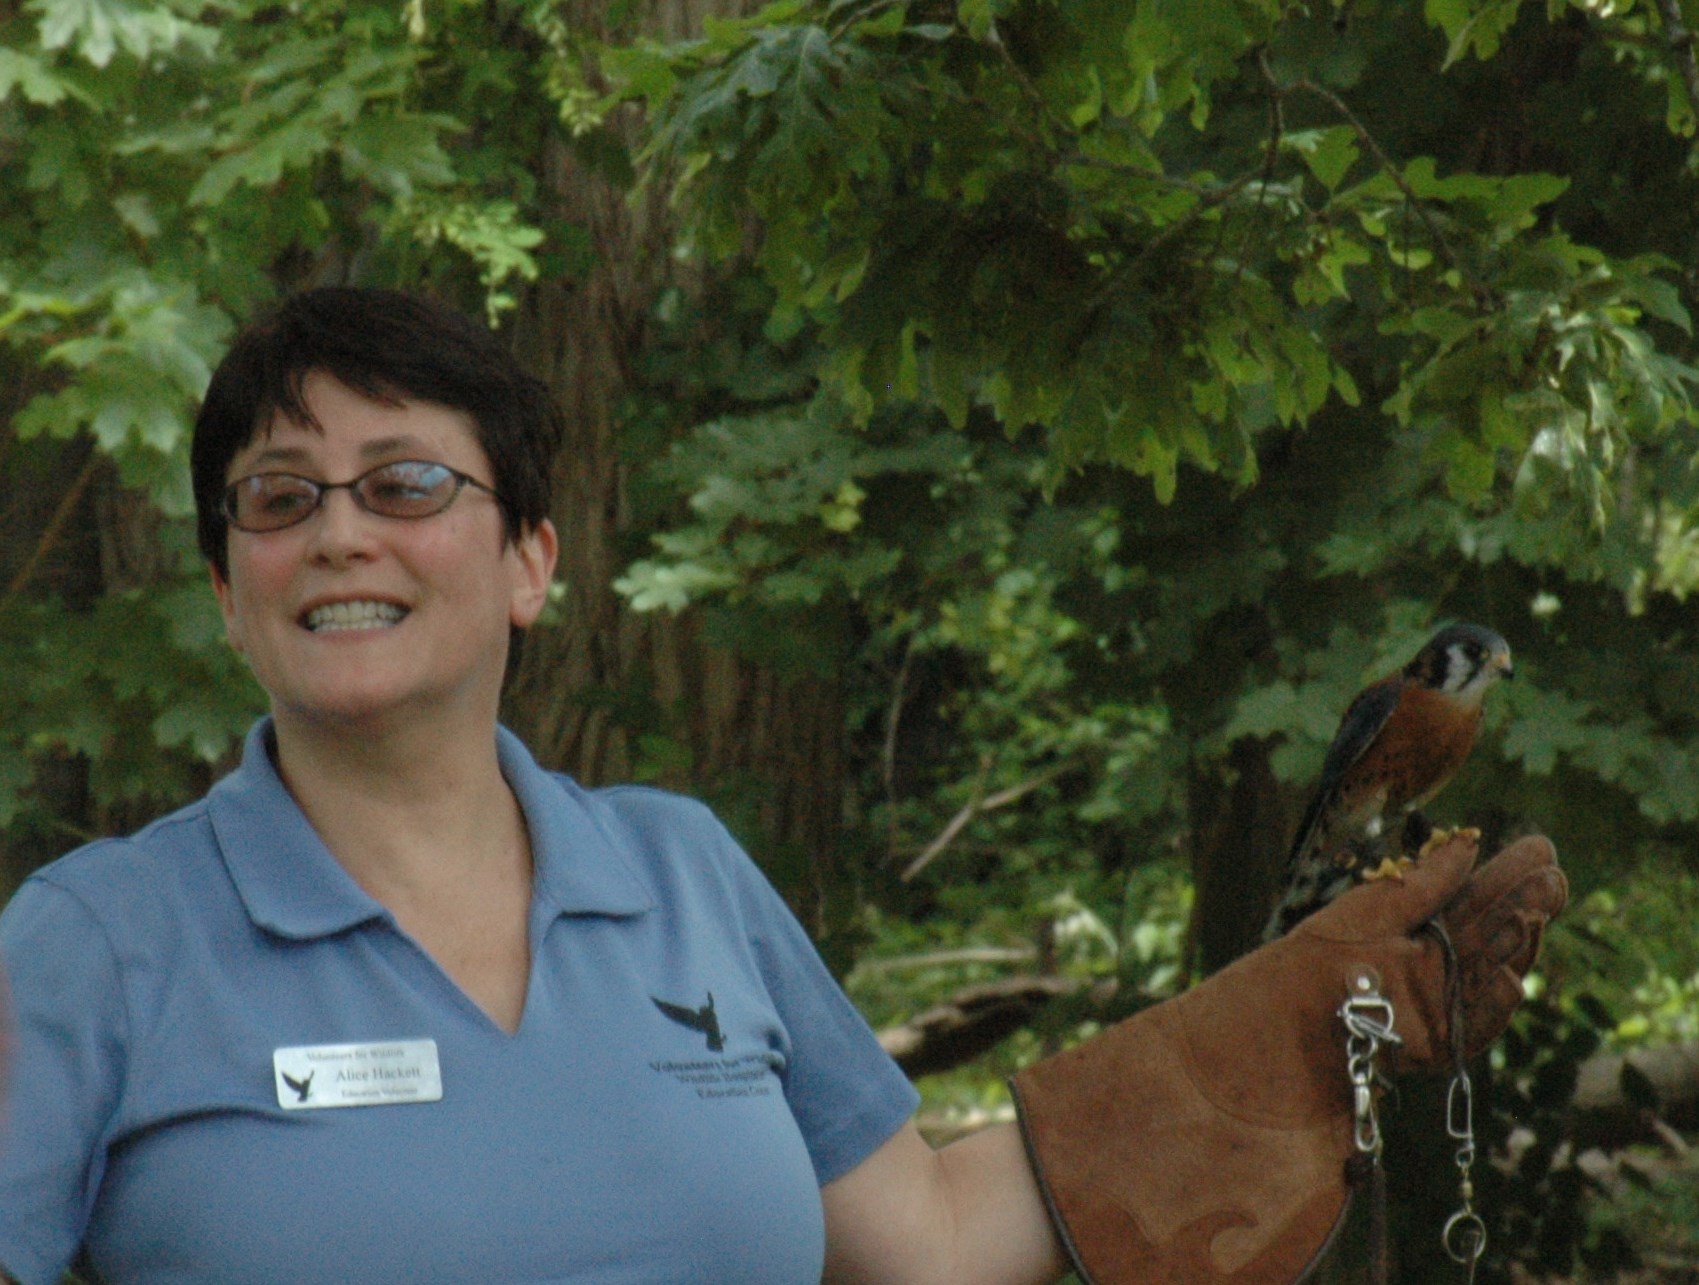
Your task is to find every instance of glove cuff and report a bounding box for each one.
[1010,999,1354,1283]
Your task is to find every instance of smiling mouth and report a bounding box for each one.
[303,601,408,632]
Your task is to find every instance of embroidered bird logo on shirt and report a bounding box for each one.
[652,992,725,1052]
[281,1069,315,1103]
[1264,623,1514,941]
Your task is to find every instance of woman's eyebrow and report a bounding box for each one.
[240,436,433,471]
[358,435,433,459]
[242,444,313,470]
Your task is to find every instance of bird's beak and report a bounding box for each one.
[1492,647,1515,680]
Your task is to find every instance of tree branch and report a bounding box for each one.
[882,636,916,860]
[857,946,1037,972]
[900,750,991,881]
[1289,76,1486,302]
[0,453,101,614]
[1569,1038,1699,1150]
[899,759,1076,881]
[877,974,1109,1078]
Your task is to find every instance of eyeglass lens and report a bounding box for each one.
[226,461,467,532]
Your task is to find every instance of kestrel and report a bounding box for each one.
[1263,623,1514,940]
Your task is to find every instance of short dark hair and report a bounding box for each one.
[192,287,562,577]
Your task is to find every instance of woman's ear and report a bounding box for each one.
[208,560,246,655]
[507,518,559,629]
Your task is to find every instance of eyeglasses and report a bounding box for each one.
[222,460,505,533]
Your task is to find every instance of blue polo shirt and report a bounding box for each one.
[0,720,918,1285]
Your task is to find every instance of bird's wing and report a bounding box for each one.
[1285,678,1403,866]
[652,996,709,1033]
[282,1071,306,1093]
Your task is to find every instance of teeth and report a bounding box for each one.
[305,601,406,632]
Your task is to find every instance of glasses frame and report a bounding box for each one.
[221,459,506,534]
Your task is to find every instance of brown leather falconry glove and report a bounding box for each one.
[1010,832,1566,1285]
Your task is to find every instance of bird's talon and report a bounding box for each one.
[1361,855,1416,882]
[1417,825,1480,858]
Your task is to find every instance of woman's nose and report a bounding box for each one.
[303,486,382,562]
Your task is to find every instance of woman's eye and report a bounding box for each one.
[258,487,314,515]
[371,479,429,501]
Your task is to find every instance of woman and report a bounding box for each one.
[0,288,1565,1285]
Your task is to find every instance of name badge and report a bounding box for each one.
[273,1039,443,1110]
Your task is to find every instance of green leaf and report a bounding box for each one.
[1289,125,1358,192]
[1482,172,1569,229]
[1502,688,1598,776]
[614,558,741,613]
[28,0,217,68]
[1220,680,1300,741]
[341,114,458,198]
[0,46,81,104]
[1429,0,1521,69]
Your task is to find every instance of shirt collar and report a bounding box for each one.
[211,718,654,941]
[495,724,655,921]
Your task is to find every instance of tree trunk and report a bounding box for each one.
[502,0,852,941]
[1186,736,1289,975]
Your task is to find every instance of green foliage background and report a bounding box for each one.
[3,0,1699,1278]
